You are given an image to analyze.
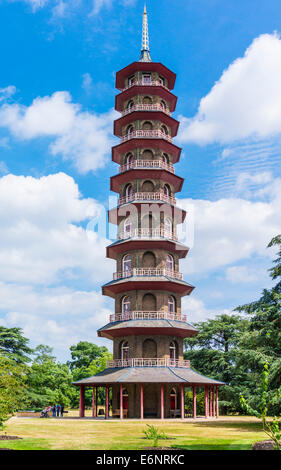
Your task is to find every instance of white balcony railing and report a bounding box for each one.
[119,160,175,174]
[121,130,173,144]
[121,104,171,117]
[107,358,191,368]
[109,311,187,323]
[122,80,170,92]
[118,228,178,242]
[112,268,183,281]
[118,192,176,206]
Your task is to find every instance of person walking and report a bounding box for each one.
[51,404,56,418]
[56,404,60,417]
[60,404,64,418]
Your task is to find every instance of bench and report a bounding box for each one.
[112,409,128,419]
[170,409,182,418]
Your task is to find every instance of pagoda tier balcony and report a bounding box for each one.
[118,228,178,242]
[115,62,176,91]
[107,358,191,369]
[112,268,183,282]
[120,130,173,144]
[122,79,170,92]
[114,112,179,139]
[111,168,183,194]
[109,311,187,323]
[108,204,186,225]
[118,192,176,207]
[119,159,174,174]
[121,103,171,116]
[115,86,177,112]
[112,138,182,165]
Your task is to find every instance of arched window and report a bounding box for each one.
[143,96,152,105]
[143,73,151,84]
[125,184,133,201]
[127,100,134,110]
[170,341,177,360]
[122,296,131,314]
[168,296,175,314]
[126,153,133,166]
[164,184,171,197]
[128,75,135,86]
[160,100,166,110]
[122,254,132,273]
[124,217,132,238]
[161,125,169,135]
[142,180,154,192]
[166,254,174,272]
[143,121,153,131]
[121,341,129,361]
[164,217,172,235]
[126,124,134,135]
[162,153,169,165]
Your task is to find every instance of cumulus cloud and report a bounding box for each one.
[178,33,281,145]
[178,174,281,276]
[0,172,114,284]
[0,90,117,173]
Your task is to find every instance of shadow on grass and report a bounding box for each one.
[0,438,50,451]
[173,443,252,451]
[194,421,263,433]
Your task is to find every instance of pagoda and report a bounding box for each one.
[73,6,224,420]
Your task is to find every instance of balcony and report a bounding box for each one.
[122,80,170,92]
[120,130,173,144]
[118,192,176,206]
[119,159,175,174]
[118,228,178,242]
[109,311,187,323]
[121,103,171,117]
[112,268,183,281]
[107,358,191,368]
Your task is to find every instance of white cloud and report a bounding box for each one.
[178,33,281,145]
[182,296,230,324]
[82,73,94,94]
[179,175,281,276]
[0,86,16,102]
[0,172,114,284]
[0,90,117,173]
[225,265,264,284]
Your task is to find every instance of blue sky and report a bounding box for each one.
[0,0,281,360]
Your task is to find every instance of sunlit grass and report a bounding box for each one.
[0,414,267,450]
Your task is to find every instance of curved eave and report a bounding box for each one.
[98,320,198,340]
[108,203,187,225]
[73,367,226,386]
[102,277,195,298]
[110,169,184,193]
[106,239,189,260]
[114,112,179,137]
[115,87,177,112]
[112,139,182,164]
[115,62,176,91]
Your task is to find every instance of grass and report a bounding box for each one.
[0,412,268,451]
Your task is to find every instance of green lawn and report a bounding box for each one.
[1,413,267,450]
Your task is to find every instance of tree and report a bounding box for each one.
[0,356,27,430]
[0,326,33,364]
[68,341,108,371]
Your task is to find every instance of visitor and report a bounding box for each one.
[51,404,56,418]
[56,404,61,417]
[60,405,64,418]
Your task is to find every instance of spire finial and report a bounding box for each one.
[139,3,152,62]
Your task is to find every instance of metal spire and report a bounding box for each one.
[139,3,152,62]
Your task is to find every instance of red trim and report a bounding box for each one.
[112,138,182,164]
[181,384,185,419]
[92,385,95,418]
[106,384,109,420]
[114,112,179,137]
[120,384,123,420]
[140,384,144,419]
[161,384,164,419]
[193,385,196,419]
[115,62,176,91]
[102,279,195,298]
[110,169,184,193]
[205,386,208,418]
[79,385,85,418]
[107,239,189,260]
[98,325,198,340]
[115,87,177,112]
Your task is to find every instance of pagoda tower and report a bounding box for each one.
[74,6,224,420]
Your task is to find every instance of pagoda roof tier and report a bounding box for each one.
[102,276,195,298]
[108,203,187,225]
[115,86,177,112]
[73,366,225,386]
[110,169,184,193]
[114,111,179,138]
[97,318,198,340]
[112,139,182,164]
[106,238,189,260]
[115,62,177,91]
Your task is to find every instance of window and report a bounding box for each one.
[166,254,174,272]
[170,341,177,360]
[164,184,171,197]
[160,100,166,110]
[164,217,172,234]
[124,217,132,237]
[162,153,169,164]
[127,100,134,110]
[168,296,175,314]
[122,296,131,314]
[161,125,168,135]
[143,74,151,84]
[125,184,133,201]
[122,254,132,273]
[127,125,134,135]
[121,341,129,360]
[159,76,165,86]
[126,153,133,167]
[128,75,135,86]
